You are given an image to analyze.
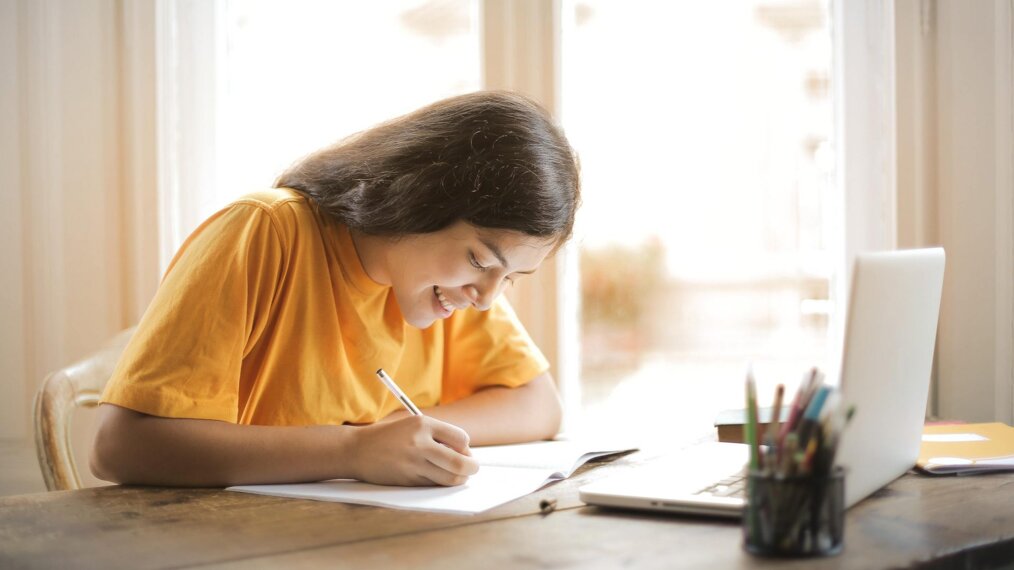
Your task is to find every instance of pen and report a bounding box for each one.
[766,383,785,470]
[796,385,831,450]
[746,368,761,472]
[823,405,856,471]
[798,368,822,408]
[744,366,761,543]
[375,368,423,416]
[800,433,819,475]
[779,368,816,442]
[780,432,798,475]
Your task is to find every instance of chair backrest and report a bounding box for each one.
[33,327,135,491]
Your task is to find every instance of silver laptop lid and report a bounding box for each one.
[835,248,945,507]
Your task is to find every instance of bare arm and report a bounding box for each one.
[90,404,478,487]
[91,373,559,486]
[384,372,563,446]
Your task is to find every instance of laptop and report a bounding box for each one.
[579,248,946,517]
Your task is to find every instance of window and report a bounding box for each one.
[219,0,481,202]
[561,0,834,445]
[161,0,481,261]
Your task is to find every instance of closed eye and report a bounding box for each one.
[470,250,530,286]
[468,252,488,272]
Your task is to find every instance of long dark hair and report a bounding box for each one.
[275,91,580,245]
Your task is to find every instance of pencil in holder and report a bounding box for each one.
[742,466,845,557]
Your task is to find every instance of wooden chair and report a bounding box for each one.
[33,327,135,491]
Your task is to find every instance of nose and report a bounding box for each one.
[463,281,499,311]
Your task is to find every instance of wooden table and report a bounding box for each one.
[2,452,1013,569]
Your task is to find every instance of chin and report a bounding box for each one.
[405,313,438,330]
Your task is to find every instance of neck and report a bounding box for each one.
[348,229,391,286]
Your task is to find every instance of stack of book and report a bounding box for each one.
[715,405,793,444]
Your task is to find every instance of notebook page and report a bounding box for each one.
[228,440,636,514]
[470,440,634,477]
[229,465,555,515]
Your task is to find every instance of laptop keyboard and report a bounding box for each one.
[694,467,748,499]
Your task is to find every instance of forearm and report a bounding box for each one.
[416,373,563,446]
[91,404,359,487]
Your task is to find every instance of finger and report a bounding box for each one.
[425,441,480,476]
[418,460,471,487]
[427,419,471,455]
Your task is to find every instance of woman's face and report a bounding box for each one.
[370,222,554,329]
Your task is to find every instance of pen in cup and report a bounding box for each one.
[745,367,760,471]
[765,384,785,471]
[375,368,423,416]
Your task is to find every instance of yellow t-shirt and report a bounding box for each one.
[101,188,549,426]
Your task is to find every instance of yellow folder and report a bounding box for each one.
[917,422,1014,475]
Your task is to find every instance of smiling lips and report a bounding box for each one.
[433,286,465,315]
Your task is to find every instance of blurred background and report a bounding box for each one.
[1,0,1010,493]
[196,0,836,445]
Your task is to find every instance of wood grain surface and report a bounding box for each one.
[1,451,1012,569]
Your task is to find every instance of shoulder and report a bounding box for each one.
[225,188,322,239]
[231,187,309,217]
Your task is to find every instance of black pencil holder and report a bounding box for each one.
[742,466,845,557]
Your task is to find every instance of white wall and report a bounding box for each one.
[0,0,28,439]
[0,0,158,490]
[896,0,1014,423]
[934,0,1013,423]
[2,0,124,441]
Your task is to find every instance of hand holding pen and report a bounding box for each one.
[345,368,478,487]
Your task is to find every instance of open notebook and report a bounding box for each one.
[227,440,635,515]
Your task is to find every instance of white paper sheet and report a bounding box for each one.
[922,433,989,443]
[227,440,633,515]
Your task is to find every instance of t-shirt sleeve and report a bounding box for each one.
[101,203,285,422]
[440,296,551,404]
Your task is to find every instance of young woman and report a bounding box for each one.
[91,91,581,488]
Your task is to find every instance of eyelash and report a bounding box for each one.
[468,252,487,271]
[469,253,515,285]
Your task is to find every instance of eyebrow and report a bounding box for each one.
[478,237,537,275]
